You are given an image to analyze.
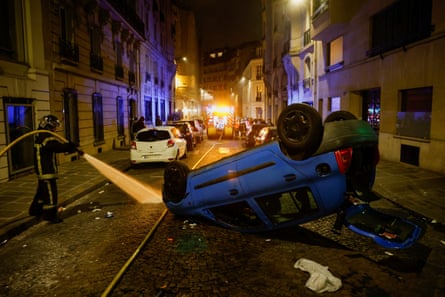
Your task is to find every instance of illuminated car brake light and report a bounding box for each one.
[335,147,353,174]
[130,141,136,150]
[167,139,175,147]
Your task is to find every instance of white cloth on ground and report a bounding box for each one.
[294,258,342,293]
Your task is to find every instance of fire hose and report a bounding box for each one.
[0,130,69,157]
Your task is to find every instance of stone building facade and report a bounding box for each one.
[264,0,445,173]
[0,0,177,182]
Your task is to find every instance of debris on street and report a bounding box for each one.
[294,258,342,293]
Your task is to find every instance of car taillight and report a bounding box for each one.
[335,147,353,174]
[167,139,175,147]
[130,141,137,150]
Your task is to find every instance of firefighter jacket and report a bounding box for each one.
[34,131,77,180]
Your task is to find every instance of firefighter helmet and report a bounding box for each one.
[39,115,60,130]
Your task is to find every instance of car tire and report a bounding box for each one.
[324,110,357,123]
[277,103,323,157]
[163,161,190,203]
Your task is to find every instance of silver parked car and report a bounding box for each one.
[130,126,187,164]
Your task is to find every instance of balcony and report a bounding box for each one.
[59,38,79,65]
[107,0,145,37]
[311,0,361,41]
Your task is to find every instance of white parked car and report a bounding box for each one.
[130,126,187,164]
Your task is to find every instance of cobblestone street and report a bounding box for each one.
[114,211,441,297]
[1,142,445,297]
[2,172,444,297]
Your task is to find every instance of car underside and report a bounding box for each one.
[162,104,423,249]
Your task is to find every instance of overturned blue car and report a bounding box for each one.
[163,104,423,249]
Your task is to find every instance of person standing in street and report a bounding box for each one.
[29,115,81,223]
[155,115,162,126]
[132,116,146,134]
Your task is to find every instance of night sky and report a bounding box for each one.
[182,0,263,52]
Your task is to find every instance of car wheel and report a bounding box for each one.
[277,103,323,157]
[324,110,357,123]
[163,161,190,203]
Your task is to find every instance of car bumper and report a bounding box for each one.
[131,150,178,163]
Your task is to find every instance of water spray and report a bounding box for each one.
[0,130,162,203]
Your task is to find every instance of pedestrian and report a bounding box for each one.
[29,115,81,223]
[155,115,162,126]
[133,116,146,133]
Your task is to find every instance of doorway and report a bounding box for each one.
[361,88,380,133]
[4,97,35,177]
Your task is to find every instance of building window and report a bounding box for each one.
[116,96,124,137]
[368,0,432,57]
[0,0,25,62]
[63,89,80,145]
[303,29,311,47]
[92,93,104,144]
[256,46,263,57]
[128,50,136,85]
[256,107,263,119]
[256,65,262,80]
[144,96,153,124]
[313,0,328,18]
[396,87,432,139]
[303,57,312,89]
[4,97,34,175]
[326,36,343,72]
[115,41,124,79]
[59,5,79,63]
[318,98,323,117]
[327,96,340,112]
[154,98,159,119]
[90,26,103,71]
[256,86,263,102]
[153,61,159,83]
[160,99,166,121]
[362,89,381,132]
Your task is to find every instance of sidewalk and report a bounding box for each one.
[1,147,444,244]
[373,159,445,225]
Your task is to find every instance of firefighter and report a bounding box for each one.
[29,115,82,223]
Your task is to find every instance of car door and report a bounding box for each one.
[234,144,306,197]
[188,161,243,207]
[344,203,423,249]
